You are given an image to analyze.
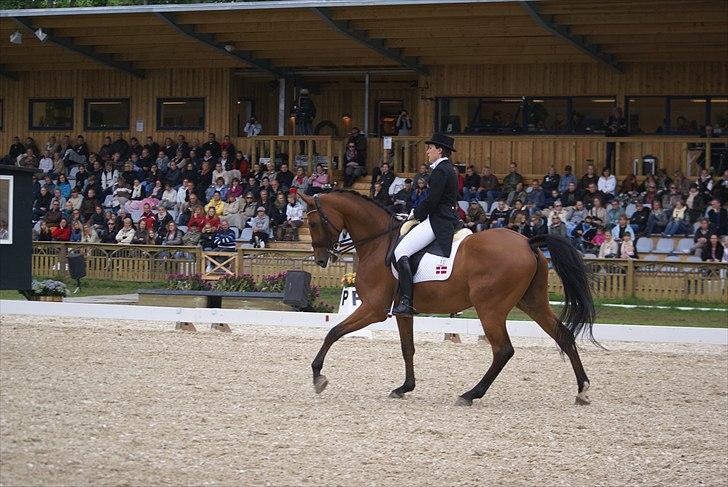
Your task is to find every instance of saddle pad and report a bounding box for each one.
[391,231,472,283]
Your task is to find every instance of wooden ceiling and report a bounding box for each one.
[1,0,726,76]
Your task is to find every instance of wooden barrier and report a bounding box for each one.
[31,243,727,303]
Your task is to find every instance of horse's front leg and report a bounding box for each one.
[311,303,386,394]
[389,315,415,398]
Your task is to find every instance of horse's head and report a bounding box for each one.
[300,192,345,268]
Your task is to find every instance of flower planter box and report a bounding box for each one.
[28,295,64,302]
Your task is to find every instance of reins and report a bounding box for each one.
[307,193,400,260]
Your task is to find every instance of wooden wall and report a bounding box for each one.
[0,69,231,152]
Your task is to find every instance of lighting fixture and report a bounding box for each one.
[9,31,22,44]
[34,28,48,42]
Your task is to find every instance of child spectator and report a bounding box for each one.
[250,207,271,248]
[620,233,636,259]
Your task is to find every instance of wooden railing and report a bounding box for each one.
[381,135,727,178]
[31,243,727,302]
[233,135,344,183]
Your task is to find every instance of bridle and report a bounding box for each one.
[306,193,399,260]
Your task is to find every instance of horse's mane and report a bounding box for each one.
[324,189,397,217]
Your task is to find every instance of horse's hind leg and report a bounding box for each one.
[518,298,591,405]
[456,307,513,406]
[390,315,415,398]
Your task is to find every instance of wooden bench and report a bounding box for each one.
[138,289,288,332]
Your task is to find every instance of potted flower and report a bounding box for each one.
[20,279,68,302]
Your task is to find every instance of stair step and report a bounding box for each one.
[265,241,313,251]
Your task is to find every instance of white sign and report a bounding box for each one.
[383,136,392,150]
[338,287,362,315]
[135,119,144,132]
[0,175,13,245]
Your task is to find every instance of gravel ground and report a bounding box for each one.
[1,315,726,486]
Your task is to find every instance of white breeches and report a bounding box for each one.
[394,217,436,260]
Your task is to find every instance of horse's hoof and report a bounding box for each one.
[389,390,405,399]
[455,396,473,407]
[313,375,328,394]
[575,394,591,405]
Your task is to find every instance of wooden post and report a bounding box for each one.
[706,141,712,170]
[251,139,258,164]
[307,138,314,173]
[289,139,294,164]
[326,137,332,170]
[403,140,411,173]
[625,258,635,299]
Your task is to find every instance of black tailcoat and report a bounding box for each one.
[413,158,460,257]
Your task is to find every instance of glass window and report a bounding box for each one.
[157,98,205,130]
[710,98,728,133]
[627,97,666,134]
[669,98,706,134]
[437,97,523,134]
[526,98,568,132]
[29,99,73,130]
[84,99,130,130]
[571,97,616,134]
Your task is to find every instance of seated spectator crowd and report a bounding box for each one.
[368,159,728,262]
[5,132,332,252]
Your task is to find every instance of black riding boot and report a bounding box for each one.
[391,256,415,316]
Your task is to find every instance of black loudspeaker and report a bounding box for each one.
[67,251,86,280]
[283,270,311,310]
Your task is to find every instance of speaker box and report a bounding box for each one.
[67,251,86,280]
[283,271,311,310]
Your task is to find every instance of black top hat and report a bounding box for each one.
[425,132,457,152]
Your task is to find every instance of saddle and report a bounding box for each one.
[386,220,471,281]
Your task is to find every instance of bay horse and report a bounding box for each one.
[299,190,596,406]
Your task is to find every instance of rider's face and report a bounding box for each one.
[425,144,441,164]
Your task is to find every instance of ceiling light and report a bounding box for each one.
[34,28,48,42]
[9,31,22,44]
[224,44,235,52]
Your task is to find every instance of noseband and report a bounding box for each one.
[306,193,399,260]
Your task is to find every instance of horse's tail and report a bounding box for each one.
[528,234,598,346]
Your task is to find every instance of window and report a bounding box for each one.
[571,97,616,133]
[377,100,403,136]
[157,98,205,130]
[437,97,523,134]
[626,97,666,134]
[84,98,130,130]
[525,97,568,132]
[669,98,707,134]
[29,98,73,130]
[710,98,728,132]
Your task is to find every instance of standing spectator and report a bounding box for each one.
[293,89,316,136]
[244,117,262,137]
[250,207,271,248]
[706,198,727,236]
[395,110,412,136]
[605,107,626,171]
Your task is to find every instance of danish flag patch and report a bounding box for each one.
[435,264,448,275]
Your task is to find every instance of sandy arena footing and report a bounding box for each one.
[1,315,726,486]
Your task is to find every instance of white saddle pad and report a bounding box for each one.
[391,229,472,283]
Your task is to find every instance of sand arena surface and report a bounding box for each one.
[0,315,726,486]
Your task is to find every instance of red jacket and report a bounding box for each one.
[51,226,71,241]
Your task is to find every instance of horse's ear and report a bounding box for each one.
[299,192,314,206]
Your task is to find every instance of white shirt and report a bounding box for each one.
[176,186,188,205]
[598,175,616,195]
[286,202,303,222]
[39,157,54,173]
[429,157,447,170]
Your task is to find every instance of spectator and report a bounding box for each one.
[606,199,625,228]
[276,163,294,191]
[395,110,412,135]
[293,89,316,135]
[588,197,607,223]
[629,201,650,236]
[244,117,263,137]
[611,215,635,242]
[525,179,546,211]
[372,181,390,206]
[182,221,202,246]
[661,183,683,210]
[412,164,430,188]
[542,166,560,193]
[506,181,527,207]
[544,189,561,209]
[462,165,480,202]
[8,136,25,162]
[68,220,83,242]
[80,223,100,243]
[684,185,705,223]
[279,192,304,241]
[221,192,243,228]
[202,133,221,159]
[307,164,328,195]
[579,163,598,191]
[161,222,184,247]
[391,178,414,213]
[546,201,567,225]
[115,218,136,244]
[36,221,53,241]
[205,191,224,216]
[548,216,567,238]
[110,133,130,161]
[706,198,727,236]
[344,143,365,188]
[477,166,500,207]
[501,162,523,195]
[620,233,636,259]
[204,206,221,231]
[491,200,512,229]
[701,234,724,262]
[269,193,288,237]
[213,220,237,251]
[38,150,54,174]
[101,221,118,243]
[51,218,71,241]
[689,218,714,256]
[45,201,63,228]
[645,201,669,235]
[465,200,488,232]
[199,223,216,251]
[17,148,38,169]
[557,165,576,194]
[130,219,152,245]
[33,186,53,222]
[604,108,626,171]
[348,127,367,165]
[411,178,429,210]
[371,162,395,196]
[154,206,174,236]
[598,231,618,258]
[662,200,690,237]
[597,167,617,198]
[68,189,84,211]
[175,134,190,158]
[228,178,244,199]
[250,207,271,248]
[523,215,547,238]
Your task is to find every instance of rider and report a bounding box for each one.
[391,133,460,316]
